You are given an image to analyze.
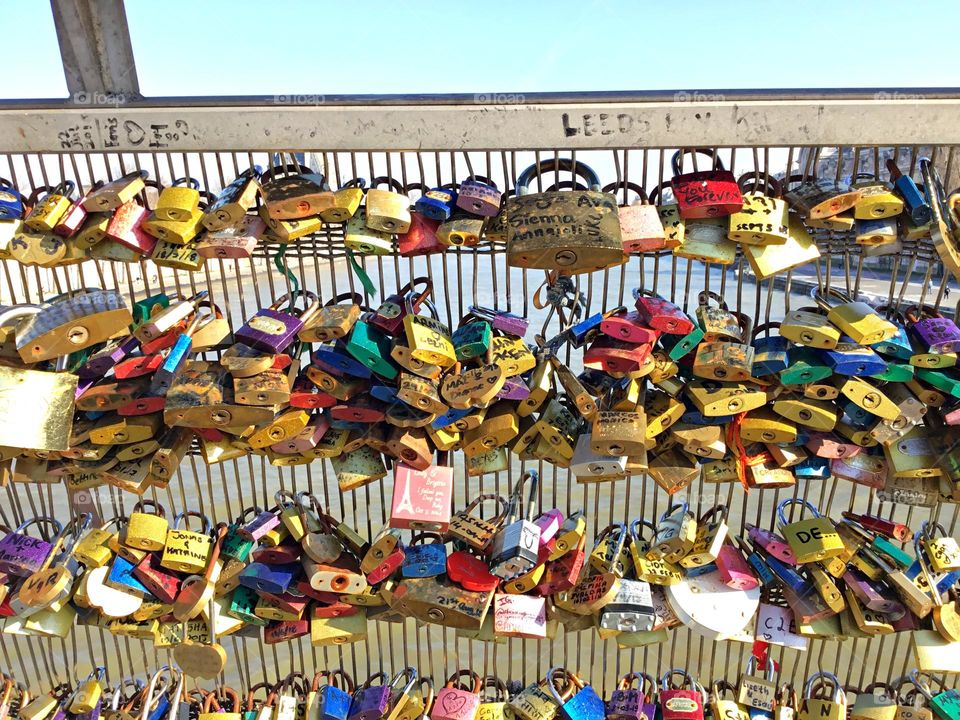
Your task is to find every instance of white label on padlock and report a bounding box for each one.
[755,603,808,650]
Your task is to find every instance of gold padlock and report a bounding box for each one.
[365,177,412,233]
[462,403,520,457]
[122,500,169,551]
[815,287,898,345]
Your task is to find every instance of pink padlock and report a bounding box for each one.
[389,461,454,532]
[714,543,758,590]
[433,670,484,720]
[534,509,564,547]
[745,524,797,565]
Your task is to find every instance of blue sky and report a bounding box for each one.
[5,0,960,98]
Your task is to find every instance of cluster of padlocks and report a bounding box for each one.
[2,665,959,720]
[2,478,959,678]
[0,150,957,276]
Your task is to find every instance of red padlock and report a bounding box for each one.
[669,149,743,219]
[659,670,705,720]
[633,291,695,335]
[398,208,444,257]
[368,277,433,337]
[446,550,499,592]
[600,309,661,345]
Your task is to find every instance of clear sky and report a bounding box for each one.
[5,0,960,99]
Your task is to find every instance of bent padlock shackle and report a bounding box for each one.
[8,516,63,540]
[776,498,825,527]
[516,159,602,194]
[803,671,845,702]
[480,675,510,702]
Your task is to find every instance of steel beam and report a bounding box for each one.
[50,0,140,101]
[1,92,959,153]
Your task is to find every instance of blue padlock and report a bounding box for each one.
[752,323,789,377]
[313,345,374,379]
[149,313,203,395]
[872,328,913,360]
[0,179,23,220]
[685,561,718,578]
[415,186,458,222]
[369,383,399,403]
[106,554,150,597]
[569,313,603,348]
[328,418,367,432]
[820,338,886,376]
[432,406,472,430]
[314,670,355,720]
[238,561,299,594]
[794,456,830,480]
[887,159,932,226]
[400,534,447,578]
[838,397,878,429]
[547,668,605,720]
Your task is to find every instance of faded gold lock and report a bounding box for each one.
[332,446,387,491]
[590,411,646,457]
[248,409,310,448]
[740,408,797,444]
[462,403,520,457]
[686,380,767,417]
[780,307,841,349]
[365,177,411,233]
[815,287,898,345]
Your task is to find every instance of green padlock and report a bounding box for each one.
[452,319,493,361]
[222,510,258,562]
[870,362,915,383]
[661,325,705,362]
[228,585,268,626]
[345,320,399,379]
[780,347,833,386]
[915,368,960,399]
[132,293,170,329]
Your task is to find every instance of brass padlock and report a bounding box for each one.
[160,511,213,574]
[365,177,412,233]
[814,287,898,345]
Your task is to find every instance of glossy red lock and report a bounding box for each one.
[633,291,695,335]
[114,354,164,380]
[670,149,743,219]
[105,199,156,254]
[289,376,337,409]
[117,395,165,416]
[600,310,661,345]
[583,335,652,373]
[390,462,454,532]
[446,550,499,592]
[659,671,705,720]
[365,545,405,585]
[536,535,586,595]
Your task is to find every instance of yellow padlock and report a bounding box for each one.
[160,511,213,574]
[815,287,898,345]
[777,499,844,564]
[122,499,169,551]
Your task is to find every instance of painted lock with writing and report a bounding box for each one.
[659,671,705,720]
[728,173,788,245]
[776,499,844,564]
[161,511,213,574]
[607,672,658,720]
[390,460,453,531]
[670,149,742,219]
[434,671,484,720]
[0,517,62,577]
[235,290,320,353]
[907,305,960,355]
[506,158,625,275]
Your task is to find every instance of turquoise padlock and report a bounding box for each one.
[345,320,399,379]
[452,319,492,361]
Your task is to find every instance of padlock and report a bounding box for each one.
[24,181,76,232]
[695,291,741,342]
[737,657,776,717]
[82,170,148,211]
[670,149,742,219]
[447,494,508,552]
[261,165,331,219]
[74,517,125,568]
[543,670,604,720]
[659,670,705,720]
[345,207,394,254]
[606,673,657,720]
[509,679,564,720]
[260,205,323,242]
[404,300,456,368]
[728,173,789,244]
[400,533,447,578]
[906,305,960,355]
[506,159,625,274]
[432,671,484,720]
[489,471,541,579]
[369,277,433,337]
[589,523,632,577]
[197,214,265,259]
[456,175,501,217]
[798,673,846,720]
[919,520,960,573]
[202,168,261,231]
[122,500,169,551]
[312,671,357,720]
[742,211,821,279]
[603,181,667,253]
[814,288,898,345]
[886,160,933,226]
[776,499,844,564]
[712,682,749,720]
[365,177,412,233]
[0,517,62,577]
[751,323,789,377]
[235,291,320,353]
[693,311,754,381]
[414,184,458,221]
[161,512,213,574]
[680,505,729,568]
[104,193,157,255]
[590,411,646,457]
[648,503,696,564]
[821,339,887,377]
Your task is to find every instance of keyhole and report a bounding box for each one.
[67,326,89,345]
[799,409,812,421]
[555,250,577,266]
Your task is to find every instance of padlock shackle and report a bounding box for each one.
[170,176,200,190]
[601,180,649,205]
[803,671,844,703]
[262,162,316,180]
[544,180,590,192]
[246,682,273,711]
[671,148,726,176]
[480,675,509,703]
[697,290,728,312]
[736,171,783,198]
[461,493,509,523]
[444,670,483,694]
[660,669,694,691]
[11,516,63,539]
[776,498,823,527]
[545,668,579,705]
[131,499,165,517]
[173,510,212,534]
[751,321,781,339]
[515,159,601,195]
[388,666,419,696]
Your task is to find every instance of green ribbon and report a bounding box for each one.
[273,245,300,311]
[345,248,377,298]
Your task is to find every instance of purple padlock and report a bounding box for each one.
[496,376,531,401]
[534,509,565,546]
[606,672,657,720]
[238,507,281,542]
[0,517,62,577]
[348,672,392,720]
[77,335,141,379]
[908,305,960,354]
[469,305,529,337]
[455,177,502,217]
[234,291,320,353]
[238,561,300,594]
